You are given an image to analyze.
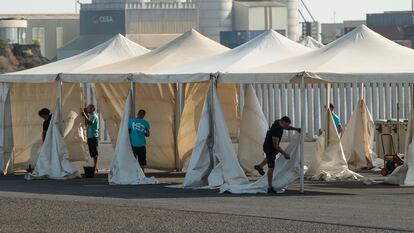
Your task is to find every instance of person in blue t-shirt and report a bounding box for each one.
[329,104,343,134]
[81,104,100,171]
[128,109,150,171]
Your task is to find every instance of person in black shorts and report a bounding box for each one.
[254,116,301,193]
[128,109,150,172]
[38,108,52,142]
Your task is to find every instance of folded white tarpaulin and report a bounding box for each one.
[237,84,268,175]
[341,99,377,170]
[220,134,302,194]
[0,34,149,83]
[220,25,414,83]
[0,84,13,175]
[108,89,158,185]
[385,108,414,186]
[25,99,81,180]
[306,109,362,181]
[299,36,324,49]
[183,82,249,188]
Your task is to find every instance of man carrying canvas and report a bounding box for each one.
[38,108,52,142]
[254,116,301,193]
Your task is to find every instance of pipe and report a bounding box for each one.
[287,0,299,41]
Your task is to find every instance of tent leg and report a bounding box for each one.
[324,83,331,148]
[57,80,63,134]
[239,84,244,119]
[207,75,216,170]
[174,83,183,171]
[300,77,305,194]
[130,82,136,118]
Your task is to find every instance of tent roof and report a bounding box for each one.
[86,29,229,74]
[299,36,324,49]
[0,34,150,83]
[221,25,414,83]
[161,30,311,74]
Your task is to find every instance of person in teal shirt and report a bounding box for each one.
[330,104,343,134]
[128,109,150,171]
[82,104,100,171]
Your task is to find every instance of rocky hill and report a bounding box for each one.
[0,39,49,74]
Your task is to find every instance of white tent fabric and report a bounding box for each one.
[220,25,414,83]
[10,83,87,170]
[25,99,81,180]
[161,30,310,74]
[183,82,249,188]
[220,134,302,194]
[0,84,13,175]
[299,36,324,49]
[108,89,158,185]
[237,84,268,174]
[385,109,414,186]
[0,34,149,83]
[341,99,377,170]
[306,109,362,181]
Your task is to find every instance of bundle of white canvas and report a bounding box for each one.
[94,83,176,170]
[10,83,87,170]
[306,110,362,181]
[0,84,13,175]
[385,109,414,186]
[183,83,248,188]
[178,83,239,170]
[108,89,158,185]
[341,99,377,170]
[237,84,268,175]
[220,134,302,194]
[25,99,80,180]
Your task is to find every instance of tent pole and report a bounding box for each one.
[207,74,216,170]
[325,83,331,148]
[239,84,244,119]
[57,76,63,134]
[130,81,136,118]
[174,83,183,171]
[300,76,305,193]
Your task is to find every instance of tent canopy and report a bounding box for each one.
[0,34,150,83]
[299,36,324,49]
[160,30,310,74]
[61,29,229,83]
[220,25,414,84]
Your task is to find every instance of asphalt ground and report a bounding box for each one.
[0,171,413,233]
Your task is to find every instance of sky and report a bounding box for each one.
[0,0,412,23]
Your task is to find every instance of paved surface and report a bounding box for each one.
[0,171,413,233]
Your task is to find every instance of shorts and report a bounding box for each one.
[264,150,278,168]
[87,137,99,158]
[132,146,147,166]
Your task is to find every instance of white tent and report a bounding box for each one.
[108,89,158,185]
[237,84,268,175]
[78,29,234,170]
[306,109,362,181]
[220,134,302,194]
[299,36,324,49]
[183,82,249,188]
[0,34,149,173]
[25,99,80,180]
[385,109,414,186]
[220,25,414,83]
[161,30,310,74]
[341,99,377,170]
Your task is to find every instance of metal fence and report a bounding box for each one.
[252,82,414,141]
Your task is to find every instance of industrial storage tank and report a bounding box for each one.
[196,0,233,42]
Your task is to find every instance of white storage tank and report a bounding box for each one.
[196,0,233,42]
[287,0,299,41]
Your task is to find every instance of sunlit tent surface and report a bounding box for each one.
[299,36,324,49]
[220,25,414,83]
[161,30,311,74]
[0,34,149,172]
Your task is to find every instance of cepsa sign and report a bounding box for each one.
[92,15,114,24]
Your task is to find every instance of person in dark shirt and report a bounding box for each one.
[38,108,52,142]
[254,116,301,193]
